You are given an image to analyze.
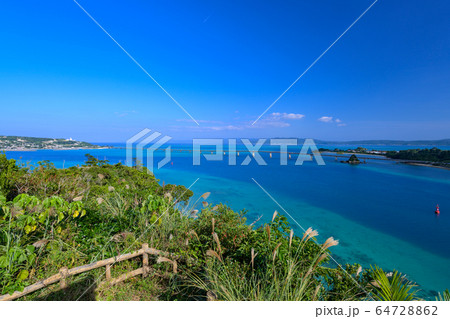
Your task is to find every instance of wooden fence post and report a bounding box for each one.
[105,264,111,281]
[59,267,68,289]
[0,245,179,301]
[142,243,149,278]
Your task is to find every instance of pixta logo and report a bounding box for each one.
[126,130,325,172]
[126,128,172,172]
[193,138,324,166]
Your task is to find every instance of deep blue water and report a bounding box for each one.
[4,145,450,298]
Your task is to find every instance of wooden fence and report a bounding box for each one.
[0,244,178,301]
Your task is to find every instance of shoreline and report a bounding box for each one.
[320,151,387,158]
[402,162,450,171]
[321,150,450,170]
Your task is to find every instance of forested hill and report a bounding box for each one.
[386,148,450,163]
[0,136,103,150]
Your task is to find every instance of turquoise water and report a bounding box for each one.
[4,145,450,298]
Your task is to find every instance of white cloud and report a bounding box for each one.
[271,112,305,120]
[172,124,244,132]
[248,112,305,128]
[253,120,291,128]
[318,116,347,126]
[318,116,334,123]
[174,111,304,132]
[207,125,244,131]
[208,120,291,130]
[251,112,304,128]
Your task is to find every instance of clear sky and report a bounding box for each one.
[0,0,449,142]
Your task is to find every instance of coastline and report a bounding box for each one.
[320,151,387,158]
[3,145,450,299]
[321,150,450,170]
[402,162,450,171]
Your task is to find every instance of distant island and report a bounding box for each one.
[385,148,450,162]
[319,146,387,156]
[320,146,450,169]
[385,148,450,169]
[0,135,105,151]
[340,154,362,165]
[312,139,450,146]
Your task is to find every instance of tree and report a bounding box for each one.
[0,153,21,200]
[84,153,109,166]
[355,147,368,153]
[348,155,360,164]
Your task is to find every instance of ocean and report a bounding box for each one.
[4,143,450,298]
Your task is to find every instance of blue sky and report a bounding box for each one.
[0,0,449,142]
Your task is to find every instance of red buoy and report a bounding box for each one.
[435,205,440,215]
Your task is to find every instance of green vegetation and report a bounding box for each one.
[0,135,103,150]
[386,148,450,163]
[370,266,419,301]
[0,153,442,301]
[316,139,450,146]
[339,154,361,165]
[319,147,386,155]
[436,289,450,301]
[348,154,361,164]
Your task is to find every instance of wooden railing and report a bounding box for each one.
[0,244,178,301]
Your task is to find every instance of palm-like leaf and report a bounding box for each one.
[436,289,450,301]
[370,266,420,301]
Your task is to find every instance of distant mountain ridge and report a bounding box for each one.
[311,139,450,146]
[239,138,450,146]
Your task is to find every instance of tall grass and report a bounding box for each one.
[188,224,336,301]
